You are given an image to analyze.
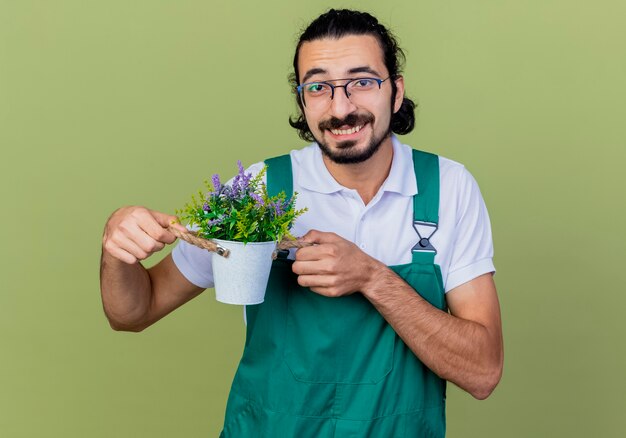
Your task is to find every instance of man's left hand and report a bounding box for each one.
[291,230,384,297]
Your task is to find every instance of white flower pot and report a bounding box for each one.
[210,239,278,305]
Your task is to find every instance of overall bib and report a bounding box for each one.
[220,149,447,437]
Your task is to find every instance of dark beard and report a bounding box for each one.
[314,112,391,164]
[316,130,390,164]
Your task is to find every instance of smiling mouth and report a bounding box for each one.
[329,124,364,136]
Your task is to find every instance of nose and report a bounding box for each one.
[328,85,357,119]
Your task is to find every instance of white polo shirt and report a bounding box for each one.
[172,136,495,298]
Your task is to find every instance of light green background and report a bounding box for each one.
[1,1,624,437]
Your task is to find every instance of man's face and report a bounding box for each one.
[297,34,405,164]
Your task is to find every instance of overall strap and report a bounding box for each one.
[265,154,293,198]
[411,149,440,264]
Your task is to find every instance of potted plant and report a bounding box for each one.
[175,161,307,305]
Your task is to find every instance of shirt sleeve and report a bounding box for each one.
[444,166,496,293]
[170,161,267,289]
[171,237,215,288]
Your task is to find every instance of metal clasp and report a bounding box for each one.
[411,221,438,253]
[214,243,230,258]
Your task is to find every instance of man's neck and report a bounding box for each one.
[321,137,394,206]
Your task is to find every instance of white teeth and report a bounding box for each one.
[330,125,363,136]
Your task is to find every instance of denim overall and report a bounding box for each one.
[220,149,447,437]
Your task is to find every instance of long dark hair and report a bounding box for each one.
[288,9,416,142]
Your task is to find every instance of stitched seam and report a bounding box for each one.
[243,396,444,421]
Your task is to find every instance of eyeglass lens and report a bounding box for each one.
[299,78,386,109]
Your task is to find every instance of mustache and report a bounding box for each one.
[318,112,374,131]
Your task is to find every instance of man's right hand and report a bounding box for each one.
[100,206,204,332]
[102,206,188,264]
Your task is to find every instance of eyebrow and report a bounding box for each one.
[300,66,383,84]
[348,66,382,77]
[301,68,327,84]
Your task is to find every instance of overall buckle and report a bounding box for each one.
[411,221,438,253]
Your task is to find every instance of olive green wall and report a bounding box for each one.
[1,1,624,436]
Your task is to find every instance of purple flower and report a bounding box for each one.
[230,161,253,200]
[283,195,294,211]
[202,202,210,212]
[221,185,234,200]
[211,174,221,193]
[270,199,285,217]
[207,217,223,227]
[268,195,295,218]
[250,192,264,207]
[242,172,252,190]
[230,174,241,198]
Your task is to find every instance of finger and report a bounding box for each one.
[294,245,326,261]
[105,245,138,264]
[152,210,187,233]
[123,222,166,253]
[299,229,340,245]
[292,260,331,276]
[169,220,188,233]
[111,234,150,261]
[296,241,342,261]
[296,274,335,289]
[137,214,178,244]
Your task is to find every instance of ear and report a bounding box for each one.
[393,75,405,114]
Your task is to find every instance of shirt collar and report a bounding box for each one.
[297,135,418,197]
[297,144,344,194]
[381,135,418,196]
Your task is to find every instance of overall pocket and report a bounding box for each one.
[283,277,395,384]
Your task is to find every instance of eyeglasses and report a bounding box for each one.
[296,76,392,110]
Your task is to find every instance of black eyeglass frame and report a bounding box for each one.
[296,76,393,107]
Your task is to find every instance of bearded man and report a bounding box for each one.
[100,9,503,437]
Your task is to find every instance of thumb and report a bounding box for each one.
[152,210,187,233]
